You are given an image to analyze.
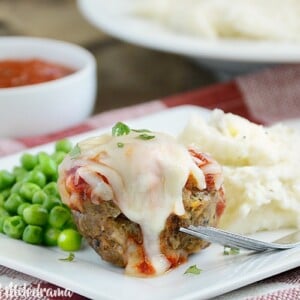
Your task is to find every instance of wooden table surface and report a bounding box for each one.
[0,0,218,114]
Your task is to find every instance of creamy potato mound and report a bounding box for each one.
[137,0,300,41]
[179,110,300,234]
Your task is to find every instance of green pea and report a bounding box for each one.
[22,225,43,245]
[10,182,23,194]
[52,151,67,165]
[48,206,70,229]
[1,189,11,200]
[33,164,42,171]
[23,204,48,226]
[13,166,28,180]
[4,194,24,214]
[17,202,31,217]
[42,196,61,212]
[44,227,61,246]
[57,229,82,251]
[20,153,38,171]
[49,172,58,183]
[0,194,4,206]
[0,170,16,190]
[0,207,10,217]
[43,182,59,197]
[32,190,48,205]
[38,153,57,177]
[21,153,38,171]
[19,182,41,201]
[63,218,77,230]
[55,139,72,153]
[0,208,10,233]
[23,170,46,188]
[0,215,9,233]
[3,216,26,239]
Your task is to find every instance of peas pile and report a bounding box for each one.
[0,139,82,252]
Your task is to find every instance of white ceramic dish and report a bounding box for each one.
[0,37,97,138]
[282,118,300,132]
[77,0,300,73]
[0,105,300,300]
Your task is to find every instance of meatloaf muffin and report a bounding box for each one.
[58,125,225,277]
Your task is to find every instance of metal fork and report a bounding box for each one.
[180,225,300,251]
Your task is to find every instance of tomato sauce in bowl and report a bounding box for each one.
[0,59,75,88]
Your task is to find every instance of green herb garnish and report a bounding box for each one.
[69,144,81,159]
[223,246,240,255]
[184,265,202,275]
[112,122,130,136]
[137,134,155,140]
[59,252,75,262]
[132,129,151,133]
[117,142,124,148]
[111,122,154,140]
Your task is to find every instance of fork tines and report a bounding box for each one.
[180,225,292,251]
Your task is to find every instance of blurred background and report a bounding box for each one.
[0,0,217,115]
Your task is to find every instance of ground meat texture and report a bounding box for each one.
[72,183,224,270]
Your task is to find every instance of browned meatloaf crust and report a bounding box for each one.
[72,184,224,271]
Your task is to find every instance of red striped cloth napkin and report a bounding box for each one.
[0,65,300,300]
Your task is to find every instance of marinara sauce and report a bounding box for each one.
[0,59,75,88]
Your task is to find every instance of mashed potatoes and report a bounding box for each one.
[137,0,300,41]
[179,110,300,234]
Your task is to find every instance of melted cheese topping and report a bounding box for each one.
[59,131,206,275]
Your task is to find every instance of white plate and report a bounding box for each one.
[77,0,300,73]
[282,118,300,132]
[1,105,300,300]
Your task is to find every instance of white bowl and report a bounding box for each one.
[0,36,97,138]
[78,0,300,74]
